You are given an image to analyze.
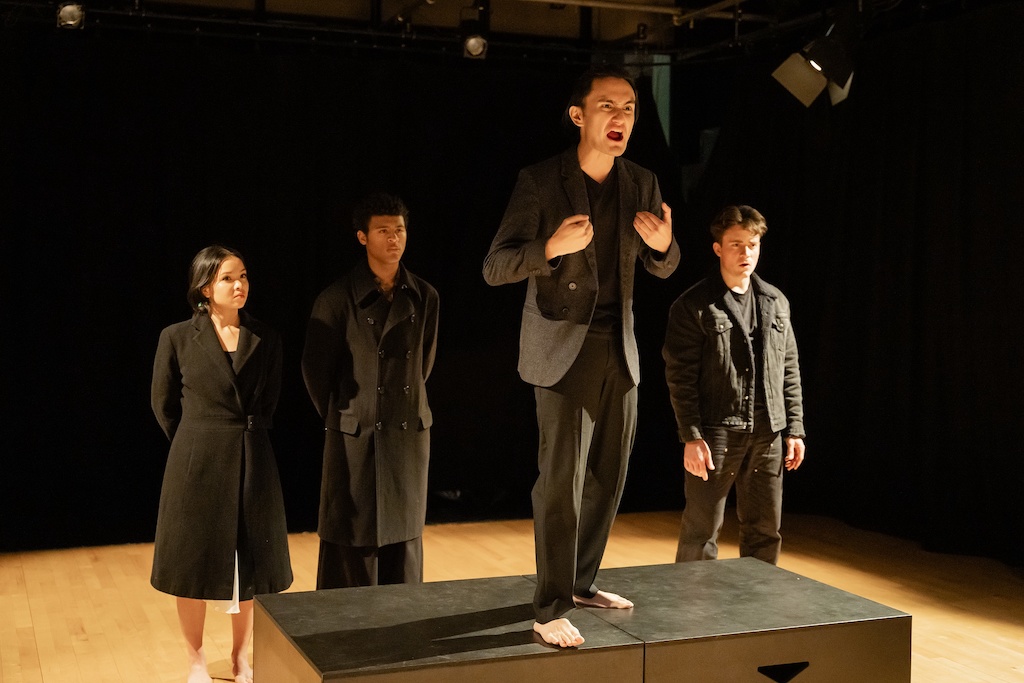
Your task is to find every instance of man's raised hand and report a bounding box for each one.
[545,214,593,260]
[633,202,673,253]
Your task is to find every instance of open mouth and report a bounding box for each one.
[607,131,624,141]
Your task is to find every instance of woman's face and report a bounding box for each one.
[201,256,248,313]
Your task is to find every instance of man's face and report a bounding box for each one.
[569,77,636,158]
[357,215,407,268]
[714,226,761,282]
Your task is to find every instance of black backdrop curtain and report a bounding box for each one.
[681,1,1024,566]
[2,1,1021,566]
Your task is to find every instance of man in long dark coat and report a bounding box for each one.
[302,192,439,588]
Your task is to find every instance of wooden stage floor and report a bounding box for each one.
[1,511,1022,682]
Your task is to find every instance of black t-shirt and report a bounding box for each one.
[585,167,621,334]
[730,287,767,411]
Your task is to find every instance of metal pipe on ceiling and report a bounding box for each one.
[515,0,751,26]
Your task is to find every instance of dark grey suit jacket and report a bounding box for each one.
[483,147,680,387]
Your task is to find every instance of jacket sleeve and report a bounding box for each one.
[662,296,705,443]
[301,290,343,421]
[781,305,806,439]
[151,326,182,442]
[482,168,556,286]
[641,236,681,279]
[422,286,440,381]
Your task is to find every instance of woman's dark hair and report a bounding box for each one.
[187,245,245,315]
[563,64,638,128]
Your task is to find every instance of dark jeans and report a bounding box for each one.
[532,332,637,623]
[316,537,423,589]
[676,415,784,565]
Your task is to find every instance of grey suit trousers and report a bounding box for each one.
[532,331,637,623]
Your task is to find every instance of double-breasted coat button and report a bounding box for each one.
[403,386,410,394]
[568,281,578,291]
[561,307,570,316]
[406,351,412,359]
[377,386,385,394]
[367,317,375,325]
[410,314,416,323]
[375,421,383,430]
[378,349,385,357]
[401,422,408,430]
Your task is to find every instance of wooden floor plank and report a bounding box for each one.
[0,511,1021,682]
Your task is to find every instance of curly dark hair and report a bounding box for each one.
[353,192,409,235]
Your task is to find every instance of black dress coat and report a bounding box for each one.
[150,311,293,600]
[483,147,680,388]
[302,259,439,548]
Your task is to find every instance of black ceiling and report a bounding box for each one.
[0,0,992,64]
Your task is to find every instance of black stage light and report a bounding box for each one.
[773,23,855,107]
[803,30,854,104]
[57,3,85,29]
[460,0,489,59]
[772,52,829,107]
[462,31,488,59]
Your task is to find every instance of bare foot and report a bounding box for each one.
[533,618,585,648]
[186,662,213,683]
[233,657,254,683]
[573,590,634,609]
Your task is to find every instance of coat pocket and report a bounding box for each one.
[770,315,790,351]
[418,407,433,431]
[337,412,360,436]
[704,315,733,363]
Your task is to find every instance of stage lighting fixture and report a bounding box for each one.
[826,72,854,105]
[460,0,489,59]
[463,32,488,58]
[803,33,853,88]
[57,3,85,29]
[772,23,855,107]
[772,53,828,107]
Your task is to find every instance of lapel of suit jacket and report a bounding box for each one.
[560,148,598,275]
[233,310,261,374]
[191,313,246,412]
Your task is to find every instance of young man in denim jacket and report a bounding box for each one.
[663,205,805,565]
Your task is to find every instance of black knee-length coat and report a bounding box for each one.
[302,260,439,548]
[150,311,293,600]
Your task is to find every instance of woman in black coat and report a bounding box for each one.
[151,245,292,683]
